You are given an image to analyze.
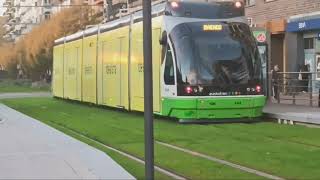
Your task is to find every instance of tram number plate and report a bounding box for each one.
[209,92,228,96]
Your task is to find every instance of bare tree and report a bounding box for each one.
[0,6,97,80]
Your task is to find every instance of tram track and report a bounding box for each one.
[46,120,286,180]
[156,141,285,180]
[47,121,187,180]
[215,125,320,149]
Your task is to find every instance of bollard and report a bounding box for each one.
[277,83,280,104]
[276,79,279,103]
[310,90,313,107]
[278,119,282,124]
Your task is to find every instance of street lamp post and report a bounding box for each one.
[143,0,154,179]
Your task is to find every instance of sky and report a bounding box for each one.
[0,0,5,16]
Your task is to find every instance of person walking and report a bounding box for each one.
[298,65,310,93]
[271,65,280,100]
[301,64,310,92]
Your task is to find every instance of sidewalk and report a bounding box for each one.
[274,93,319,107]
[0,92,51,99]
[263,102,320,125]
[0,104,135,179]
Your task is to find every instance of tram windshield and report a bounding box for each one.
[170,22,262,86]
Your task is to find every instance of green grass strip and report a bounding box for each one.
[43,120,174,180]
[3,97,320,179]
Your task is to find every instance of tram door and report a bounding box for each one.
[102,38,124,107]
[152,28,161,113]
[63,49,70,99]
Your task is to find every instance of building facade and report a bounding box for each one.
[245,0,320,76]
[2,0,150,41]
[287,12,320,90]
[2,0,87,41]
[245,0,320,92]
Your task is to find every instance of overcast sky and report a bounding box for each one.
[0,0,5,16]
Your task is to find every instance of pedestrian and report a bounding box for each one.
[301,64,310,92]
[18,69,23,79]
[271,65,280,100]
[302,64,310,92]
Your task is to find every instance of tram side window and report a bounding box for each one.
[164,46,175,85]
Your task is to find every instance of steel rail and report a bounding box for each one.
[47,121,187,180]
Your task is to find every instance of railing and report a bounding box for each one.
[272,72,320,107]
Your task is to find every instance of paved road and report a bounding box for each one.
[0,104,135,179]
[264,102,320,125]
[0,92,51,99]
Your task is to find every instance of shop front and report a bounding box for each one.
[287,13,320,92]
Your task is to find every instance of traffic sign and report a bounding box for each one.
[253,30,267,43]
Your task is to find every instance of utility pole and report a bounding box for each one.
[143,0,154,179]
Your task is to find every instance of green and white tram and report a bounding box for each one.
[53,0,266,122]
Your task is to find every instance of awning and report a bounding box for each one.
[287,12,320,32]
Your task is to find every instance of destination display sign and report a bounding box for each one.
[203,24,223,31]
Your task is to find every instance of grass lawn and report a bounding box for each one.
[43,120,173,180]
[3,97,320,179]
[0,79,50,93]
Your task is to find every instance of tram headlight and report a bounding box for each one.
[235,1,242,8]
[185,86,193,94]
[170,1,179,9]
[256,85,262,93]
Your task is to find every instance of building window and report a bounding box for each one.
[44,12,51,20]
[245,0,255,6]
[304,38,314,49]
[44,0,51,4]
[247,17,253,27]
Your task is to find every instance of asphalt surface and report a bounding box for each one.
[0,104,135,179]
[0,92,51,99]
[264,102,320,124]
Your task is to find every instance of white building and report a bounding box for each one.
[3,0,76,41]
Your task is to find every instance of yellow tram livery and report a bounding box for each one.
[53,1,266,122]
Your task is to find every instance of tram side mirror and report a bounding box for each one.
[159,32,167,45]
[164,10,171,16]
